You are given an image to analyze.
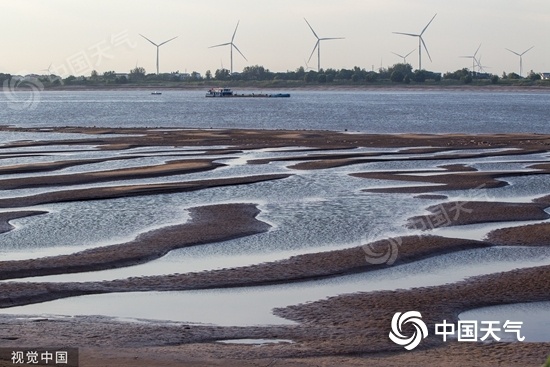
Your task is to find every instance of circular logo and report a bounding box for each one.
[361,234,402,265]
[3,76,44,111]
[389,311,428,350]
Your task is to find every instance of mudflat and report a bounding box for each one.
[0,126,549,366]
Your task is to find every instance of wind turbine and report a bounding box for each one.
[139,34,178,75]
[477,54,490,73]
[460,43,482,73]
[304,18,344,72]
[304,58,314,71]
[391,49,416,64]
[505,46,534,77]
[393,13,437,70]
[209,21,248,74]
[41,63,52,75]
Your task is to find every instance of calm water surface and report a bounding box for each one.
[1,90,549,133]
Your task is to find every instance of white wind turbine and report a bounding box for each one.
[505,46,534,77]
[391,49,416,64]
[393,14,437,70]
[477,54,490,73]
[209,21,248,74]
[139,34,178,75]
[304,58,314,71]
[304,18,344,72]
[460,43,482,73]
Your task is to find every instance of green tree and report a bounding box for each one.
[390,70,404,83]
[205,70,212,80]
[461,74,473,84]
[528,70,541,81]
[214,69,230,81]
[129,67,146,81]
[365,72,378,83]
[387,63,412,78]
[103,71,116,82]
[491,75,499,84]
[413,70,426,83]
[304,71,316,82]
[295,66,305,80]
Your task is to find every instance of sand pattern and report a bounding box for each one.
[0,126,549,366]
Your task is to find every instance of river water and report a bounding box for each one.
[0,89,549,342]
[1,89,549,133]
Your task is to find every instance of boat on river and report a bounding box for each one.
[205,88,290,98]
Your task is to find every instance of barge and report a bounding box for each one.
[206,88,290,98]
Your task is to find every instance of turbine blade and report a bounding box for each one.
[304,18,319,39]
[209,42,231,48]
[420,13,437,36]
[421,37,432,62]
[391,52,404,58]
[308,41,319,63]
[320,37,345,41]
[405,49,416,58]
[232,44,248,61]
[474,43,482,57]
[159,36,178,47]
[505,48,520,56]
[393,32,418,37]
[474,57,482,69]
[232,21,240,42]
[521,46,535,56]
[139,34,158,47]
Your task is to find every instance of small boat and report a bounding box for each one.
[205,88,234,97]
[151,91,162,95]
[205,88,290,98]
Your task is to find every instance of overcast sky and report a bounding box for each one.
[2,0,549,76]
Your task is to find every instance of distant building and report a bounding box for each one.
[539,73,550,80]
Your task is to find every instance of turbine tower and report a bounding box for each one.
[460,43,482,73]
[209,21,248,74]
[391,49,416,64]
[139,34,178,75]
[393,13,437,70]
[304,18,344,72]
[505,46,534,77]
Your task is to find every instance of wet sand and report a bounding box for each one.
[0,126,549,366]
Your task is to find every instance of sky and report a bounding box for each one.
[2,0,550,77]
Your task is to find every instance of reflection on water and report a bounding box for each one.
[4,247,550,326]
[1,124,550,327]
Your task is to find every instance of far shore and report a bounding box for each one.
[22,83,550,93]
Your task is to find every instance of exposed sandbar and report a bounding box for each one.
[0,173,290,208]
[0,203,269,281]
[0,211,48,234]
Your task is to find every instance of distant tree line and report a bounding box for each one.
[4,63,548,88]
